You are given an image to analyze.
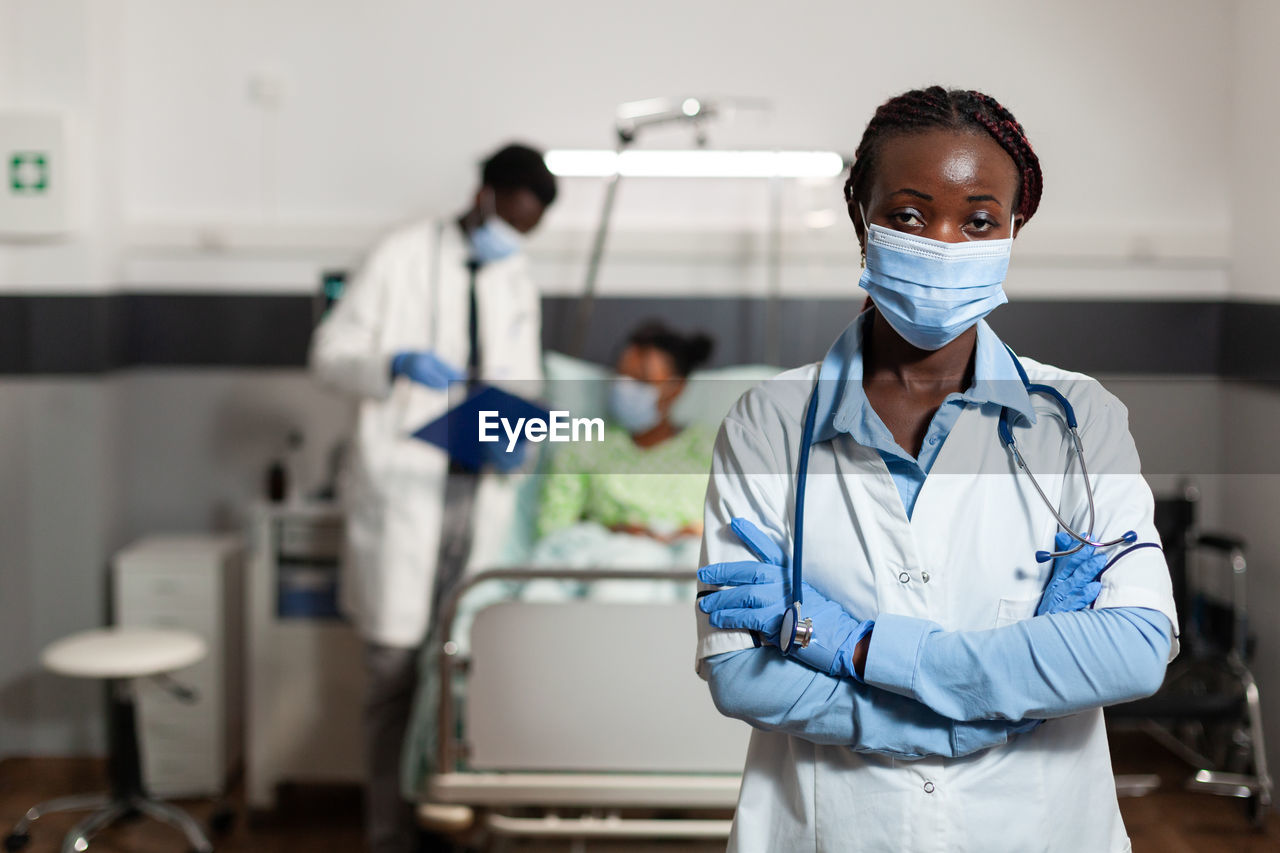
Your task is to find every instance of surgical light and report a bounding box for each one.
[545,149,845,179]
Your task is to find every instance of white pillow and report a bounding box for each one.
[543,350,783,429]
[542,350,611,421]
[671,364,784,427]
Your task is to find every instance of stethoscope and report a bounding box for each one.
[779,344,1161,656]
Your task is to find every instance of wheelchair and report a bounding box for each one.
[1107,484,1273,826]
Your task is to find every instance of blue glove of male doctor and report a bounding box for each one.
[698,517,873,681]
[390,350,465,390]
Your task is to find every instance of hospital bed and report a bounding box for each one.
[426,568,749,843]
[401,353,776,845]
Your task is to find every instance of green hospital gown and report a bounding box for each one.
[535,423,716,540]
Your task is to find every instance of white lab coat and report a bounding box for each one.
[696,320,1178,852]
[310,219,542,648]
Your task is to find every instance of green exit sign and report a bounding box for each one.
[9,151,49,193]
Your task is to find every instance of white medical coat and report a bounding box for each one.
[696,323,1178,852]
[310,219,542,647]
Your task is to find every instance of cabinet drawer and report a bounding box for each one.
[142,746,221,797]
[137,689,218,733]
[141,714,216,752]
[117,572,216,613]
[116,601,219,642]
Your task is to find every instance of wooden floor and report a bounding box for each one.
[2,732,1279,852]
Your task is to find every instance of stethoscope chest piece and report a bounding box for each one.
[780,602,813,655]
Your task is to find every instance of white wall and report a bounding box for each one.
[0,372,351,757]
[114,0,1235,297]
[2,0,1240,297]
[1225,0,1280,788]
[0,380,118,756]
[115,0,1232,229]
[0,0,124,291]
[113,371,354,533]
[1231,0,1280,301]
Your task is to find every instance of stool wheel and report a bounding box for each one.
[1245,793,1265,828]
[3,831,30,851]
[209,805,235,836]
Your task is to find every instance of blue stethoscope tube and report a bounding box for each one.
[781,389,823,653]
[995,344,1137,562]
[781,344,1148,655]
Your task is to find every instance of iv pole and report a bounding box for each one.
[569,97,724,357]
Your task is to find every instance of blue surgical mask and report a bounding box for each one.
[469,189,524,264]
[609,377,662,434]
[469,213,523,264]
[858,208,1014,350]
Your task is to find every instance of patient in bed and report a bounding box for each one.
[402,324,731,801]
[531,320,716,570]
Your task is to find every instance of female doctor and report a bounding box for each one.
[695,87,1178,852]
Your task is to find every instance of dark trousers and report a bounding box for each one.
[363,642,419,853]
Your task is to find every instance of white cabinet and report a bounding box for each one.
[113,535,244,798]
[245,503,365,810]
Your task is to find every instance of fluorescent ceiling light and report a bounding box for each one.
[545,149,845,178]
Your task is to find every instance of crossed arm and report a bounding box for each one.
[699,518,1172,759]
[698,404,1174,759]
[703,606,1170,759]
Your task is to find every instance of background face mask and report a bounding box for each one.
[858,217,1013,350]
[608,377,663,434]
[469,191,525,263]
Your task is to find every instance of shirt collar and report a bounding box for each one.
[811,311,1037,444]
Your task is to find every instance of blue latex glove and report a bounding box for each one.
[1003,538,1109,735]
[1037,532,1107,616]
[390,350,465,389]
[698,517,874,680]
[481,435,528,473]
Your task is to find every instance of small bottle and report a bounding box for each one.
[284,430,305,502]
[266,458,287,503]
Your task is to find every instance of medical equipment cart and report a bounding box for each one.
[245,502,365,810]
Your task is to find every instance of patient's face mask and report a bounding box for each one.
[609,377,662,434]
[469,191,524,264]
[858,205,1014,350]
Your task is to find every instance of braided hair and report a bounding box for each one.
[843,87,1042,233]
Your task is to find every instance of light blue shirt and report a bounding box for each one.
[820,311,1037,518]
[705,313,1172,758]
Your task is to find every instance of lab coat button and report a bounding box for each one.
[898,572,910,584]
[922,572,931,583]
[923,781,935,794]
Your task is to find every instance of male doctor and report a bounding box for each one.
[310,143,556,853]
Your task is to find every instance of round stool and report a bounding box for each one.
[5,627,214,853]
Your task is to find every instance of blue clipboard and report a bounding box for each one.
[411,384,550,471]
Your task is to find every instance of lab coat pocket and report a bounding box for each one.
[995,596,1040,628]
[813,751,912,852]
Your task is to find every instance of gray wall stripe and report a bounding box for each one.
[0,293,1273,378]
